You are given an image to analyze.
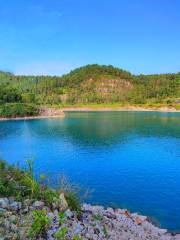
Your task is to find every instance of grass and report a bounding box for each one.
[28,209,50,239]
[0,160,89,239]
[0,160,81,213]
[92,214,104,221]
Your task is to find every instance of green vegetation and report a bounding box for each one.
[28,209,50,239]
[54,227,68,239]
[0,103,39,117]
[0,160,40,199]
[73,235,83,240]
[58,212,65,224]
[0,64,179,116]
[65,191,81,215]
[0,160,81,212]
[92,214,104,221]
[0,159,84,239]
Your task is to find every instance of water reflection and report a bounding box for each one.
[14,111,180,147]
[0,111,180,231]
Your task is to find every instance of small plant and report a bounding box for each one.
[57,175,82,216]
[103,225,108,237]
[59,212,65,224]
[22,173,40,200]
[28,209,50,239]
[65,192,81,216]
[20,159,41,200]
[54,227,68,239]
[39,173,46,186]
[73,235,83,240]
[92,214,103,221]
[26,159,34,178]
[43,188,59,208]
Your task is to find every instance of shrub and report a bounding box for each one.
[28,209,50,239]
[57,175,81,215]
[0,160,82,212]
[65,192,81,215]
[54,227,68,239]
[43,189,59,208]
[0,160,40,200]
[73,235,83,240]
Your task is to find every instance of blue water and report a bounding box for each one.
[0,111,180,231]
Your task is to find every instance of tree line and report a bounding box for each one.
[0,64,179,106]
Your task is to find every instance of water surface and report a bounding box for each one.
[0,111,180,231]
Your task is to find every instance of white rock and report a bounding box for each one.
[65,209,73,218]
[0,198,9,209]
[9,215,17,223]
[33,201,45,209]
[59,193,68,211]
[9,202,21,211]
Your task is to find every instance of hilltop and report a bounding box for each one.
[0,64,180,117]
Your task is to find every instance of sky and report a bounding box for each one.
[0,0,179,75]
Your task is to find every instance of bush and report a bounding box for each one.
[0,160,41,200]
[28,209,50,239]
[57,175,81,215]
[43,189,59,208]
[65,192,81,215]
[54,227,68,239]
[0,160,82,213]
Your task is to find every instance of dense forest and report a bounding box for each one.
[0,64,180,116]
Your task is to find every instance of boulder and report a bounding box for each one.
[9,215,17,224]
[65,209,73,218]
[33,201,45,209]
[9,202,22,211]
[0,198,9,209]
[124,210,130,218]
[134,215,147,225]
[0,208,6,216]
[59,193,68,211]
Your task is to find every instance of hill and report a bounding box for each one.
[0,64,180,110]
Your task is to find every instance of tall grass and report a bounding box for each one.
[0,160,82,212]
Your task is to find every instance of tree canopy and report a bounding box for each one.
[0,64,179,106]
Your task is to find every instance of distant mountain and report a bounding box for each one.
[59,64,180,104]
[0,64,179,105]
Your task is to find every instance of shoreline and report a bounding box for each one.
[62,106,180,112]
[0,106,179,121]
[0,114,65,121]
[0,198,179,239]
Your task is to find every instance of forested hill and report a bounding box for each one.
[0,64,180,106]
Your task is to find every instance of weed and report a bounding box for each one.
[73,235,83,240]
[43,189,59,208]
[54,227,68,239]
[65,192,81,215]
[103,225,108,237]
[92,214,103,221]
[59,212,65,225]
[28,209,50,239]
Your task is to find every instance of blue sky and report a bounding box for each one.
[0,0,179,75]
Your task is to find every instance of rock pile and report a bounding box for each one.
[0,198,179,240]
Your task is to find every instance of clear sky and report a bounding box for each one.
[0,0,179,75]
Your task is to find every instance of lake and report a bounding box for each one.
[0,111,180,231]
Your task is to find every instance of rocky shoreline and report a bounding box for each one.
[0,106,180,121]
[62,105,180,112]
[0,108,65,121]
[0,197,179,240]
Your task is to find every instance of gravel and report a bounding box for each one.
[0,198,179,240]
